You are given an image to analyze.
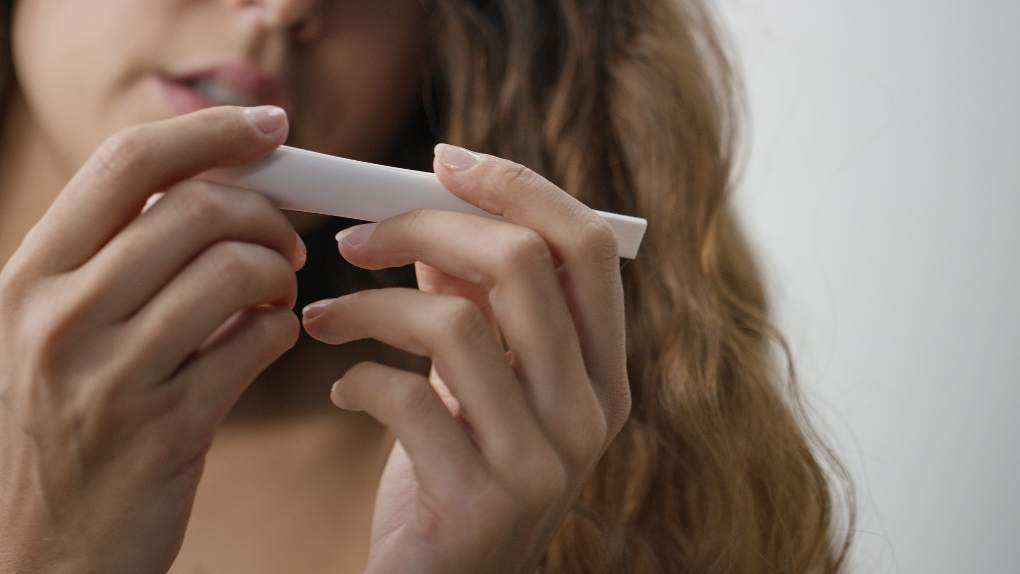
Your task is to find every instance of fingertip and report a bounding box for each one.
[432,145,504,215]
[434,143,482,173]
[330,379,342,404]
[330,379,360,411]
[432,144,485,195]
[176,105,288,165]
[301,298,334,322]
[243,105,289,139]
[335,223,376,249]
[293,230,307,271]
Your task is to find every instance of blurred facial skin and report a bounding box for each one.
[10,0,429,173]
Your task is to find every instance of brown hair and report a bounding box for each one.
[0,0,854,571]
[428,1,854,571]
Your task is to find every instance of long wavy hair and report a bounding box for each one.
[0,0,854,571]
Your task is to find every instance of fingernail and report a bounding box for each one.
[244,105,287,135]
[302,299,334,320]
[435,143,481,172]
[294,231,307,269]
[335,223,376,248]
[142,192,165,213]
[330,379,359,411]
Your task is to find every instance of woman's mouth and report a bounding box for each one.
[156,62,291,115]
[185,77,258,107]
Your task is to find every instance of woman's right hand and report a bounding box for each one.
[0,106,305,574]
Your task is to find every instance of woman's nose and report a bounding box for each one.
[224,0,321,32]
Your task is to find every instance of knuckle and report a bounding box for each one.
[499,227,553,271]
[513,450,568,507]
[0,253,26,290]
[21,329,62,378]
[3,323,135,448]
[17,350,60,404]
[28,299,89,364]
[243,194,283,231]
[19,353,128,445]
[174,181,231,228]
[394,209,430,256]
[442,297,490,343]
[389,374,433,416]
[217,106,259,138]
[577,215,619,262]
[205,242,293,302]
[94,126,151,177]
[60,270,108,324]
[497,162,541,192]
[222,182,278,218]
[206,241,253,283]
[207,244,261,301]
[175,182,291,256]
[86,364,136,422]
[401,208,430,234]
[254,309,301,353]
[0,266,28,315]
[18,381,83,446]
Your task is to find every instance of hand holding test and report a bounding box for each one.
[202,145,647,259]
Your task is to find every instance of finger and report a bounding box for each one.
[433,144,629,430]
[79,179,304,321]
[331,361,484,498]
[302,288,546,469]
[28,105,288,275]
[171,306,299,430]
[415,262,504,413]
[127,241,297,381]
[335,213,601,441]
[414,261,499,339]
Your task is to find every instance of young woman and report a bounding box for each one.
[0,1,854,572]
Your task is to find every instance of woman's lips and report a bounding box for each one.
[157,75,216,115]
[156,62,292,115]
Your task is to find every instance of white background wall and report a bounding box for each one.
[717,1,1020,572]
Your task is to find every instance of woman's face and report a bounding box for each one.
[11,0,429,170]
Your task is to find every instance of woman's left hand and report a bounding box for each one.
[302,145,631,573]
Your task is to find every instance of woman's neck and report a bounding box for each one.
[0,91,69,264]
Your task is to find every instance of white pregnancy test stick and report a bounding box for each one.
[201,145,647,259]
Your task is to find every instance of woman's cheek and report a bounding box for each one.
[10,0,173,169]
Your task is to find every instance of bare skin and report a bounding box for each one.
[0,104,631,573]
[0,2,631,573]
[0,92,406,574]
[169,342,398,574]
[1,1,430,566]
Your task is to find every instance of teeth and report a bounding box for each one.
[191,78,257,107]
